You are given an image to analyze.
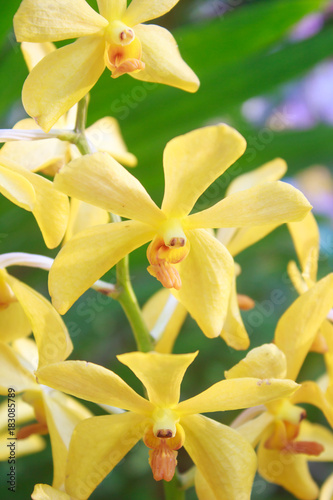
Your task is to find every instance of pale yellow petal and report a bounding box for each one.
[66,413,146,500]
[275,273,333,381]
[86,117,137,166]
[43,392,92,488]
[220,277,250,350]
[3,159,69,248]
[195,471,218,500]
[0,301,31,343]
[36,360,154,414]
[236,411,274,448]
[226,158,287,196]
[0,342,36,393]
[124,0,180,25]
[291,381,333,428]
[225,344,287,380]
[0,119,67,173]
[298,420,333,462]
[32,484,70,500]
[22,36,106,132]
[161,124,246,218]
[320,473,333,500]
[288,211,319,281]
[14,0,108,42]
[118,351,197,407]
[142,289,187,354]
[186,181,312,229]
[54,152,163,225]
[6,274,72,369]
[322,319,333,384]
[97,0,127,21]
[182,414,256,500]
[21,42,56,71]
[176,378,298,416]
[287,260,309,294]
[49,220,154,313]
[0,164,35,210]
[257,437,319,500]
[64,199,109,243]
[0,396,35,429]
[222,224,280,257]
[0,433,45,460]
[171,229,234,338]
[130,24,199,93]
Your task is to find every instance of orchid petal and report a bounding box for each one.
[14,0,108,42]
[49,220,154,314]
[226,158,287,196]
[161,124,246,218]
[171,229,233,338]
[225,344,287,380]
[55,152,163,226]
[124,0,180,25]
[1,159,69,248]
[85,117,137,167]
[21,41,56,71]
[287,260,309,294]
[291,381,333,428]
[257,437,319,500]
[22,36,105,132]
[0,119,67,173]
[195,471,218,500]
[0,301,31,343]
[186,181,312,229]
[236,411,274,448]
[32,484,70,500]
[64,199,109,243]
[142,289,187,354]
[117,351,197,407]
[6,274,73,369]
[0,163,36,210]
[221,224,280,257]
[36,361,154,414]
[66,413,146,500]
[288,211,319,281]
[176,378,298,416]
[320,473,333,500]
[275,273,333,381]
[220,276,250,350]
[0,342,36,393]
[97,0,127,21]
[182,414,256,500]
[130,24,200,93]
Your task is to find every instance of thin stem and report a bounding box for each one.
[117,253,153,352]
[75,95,89,134]
[163,474,185,500]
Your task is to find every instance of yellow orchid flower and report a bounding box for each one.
[50,124,311,339]
[232,272,333,499]
[0,338,93,490]
[36,350,299,500]
[14,0,200,132]
[0,255,72,368]
[0,42,137,172]
[0,397,46,460]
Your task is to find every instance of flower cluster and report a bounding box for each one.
[0,1,332,500]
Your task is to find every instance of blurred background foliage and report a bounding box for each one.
[0,0,333,498]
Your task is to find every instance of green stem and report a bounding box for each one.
[75,95,89,134]
[163,474,185,500]
[116,253,153,353]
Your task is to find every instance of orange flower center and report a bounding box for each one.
[143,425,185,482]
[147,235,190,290]
[104,21,145,78]
[265,410,324,456]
